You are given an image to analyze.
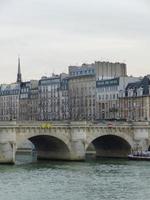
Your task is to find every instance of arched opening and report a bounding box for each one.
[17,139,34,152]
[87,135,131,158]
[29,135,70,160]
[17,135,70,161]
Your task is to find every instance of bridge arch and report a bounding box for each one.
[86,129,134,158]
[16,130,71,160]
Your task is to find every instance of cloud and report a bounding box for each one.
[0,0,150,82]
[1,0,150,38]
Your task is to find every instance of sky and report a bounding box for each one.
[0,0,150,83]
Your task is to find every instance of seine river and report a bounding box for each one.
[0,154,150,200]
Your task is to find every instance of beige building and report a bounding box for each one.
[0,83,20,121]
[119,96,150,121]
[0,58,39,121]
[95,61,127,80]
[68,75,96,120]
[119,75,150,121]
[69,61,127,80]
[68,61,129,121]
[39,73,69,121]
[96,76,140,120]
[1,59,148,123]
[19,80,39,121]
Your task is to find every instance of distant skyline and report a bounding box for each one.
[0,0,150,83]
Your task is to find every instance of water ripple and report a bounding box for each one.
[0,156,150,200]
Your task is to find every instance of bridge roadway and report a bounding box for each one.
[0,121,150,164]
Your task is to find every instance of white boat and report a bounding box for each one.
[128,151,150,161]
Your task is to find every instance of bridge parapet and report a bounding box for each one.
[0,120,150,128]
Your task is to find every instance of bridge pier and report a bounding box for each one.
[133,123,150,151]
[69,127,86,161]
[0,131,16,164]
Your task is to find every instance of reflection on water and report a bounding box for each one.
[16,151,37,165]
[0,153,150,200]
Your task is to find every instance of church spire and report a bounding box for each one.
[17,56,22,83]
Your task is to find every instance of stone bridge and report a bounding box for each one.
[0,121,150,164]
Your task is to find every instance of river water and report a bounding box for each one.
[0,154,150,200]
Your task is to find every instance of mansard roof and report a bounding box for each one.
[125,75,150,96]
[126,81,141,90]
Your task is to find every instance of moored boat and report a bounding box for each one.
[128,151,150,161]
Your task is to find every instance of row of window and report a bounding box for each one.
[97,93,119,100]
[97,86,118,92]
[70,69,95,76]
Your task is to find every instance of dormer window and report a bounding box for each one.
[137,87,143,96]
[128,88,134,97]
[119,90,125,98]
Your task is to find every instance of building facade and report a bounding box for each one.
[19,80,39,121]
[69,61,127,80]
[68,63,95,77]
[38,73,69,121]
[68,74,96,120]
[0,58,39,121]
[0,83,20,121]
[95,61,127,80]
[0,59,149,122]
[119,75,150,121]
[96,76,140,120]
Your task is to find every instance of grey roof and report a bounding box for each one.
[125,75,150,96]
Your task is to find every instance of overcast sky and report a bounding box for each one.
[0,0,150,83]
